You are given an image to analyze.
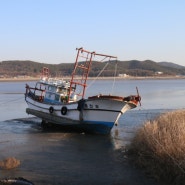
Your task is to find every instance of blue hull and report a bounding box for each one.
[27,108,114,134]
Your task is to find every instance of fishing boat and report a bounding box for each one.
[25,48,141,134]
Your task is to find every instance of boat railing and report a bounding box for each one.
[25,84,45,102]
[26,85,45,93]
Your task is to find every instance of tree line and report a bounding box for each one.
[0,60,185,78]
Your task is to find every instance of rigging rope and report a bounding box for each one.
[111,59,118,95]
[0,96,23,106]
[86,62,109,90]
[87,57,118,95]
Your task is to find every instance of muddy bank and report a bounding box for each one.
[0,118,161,185]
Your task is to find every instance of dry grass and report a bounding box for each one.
[128,110,185,185]
[0,157,20,170]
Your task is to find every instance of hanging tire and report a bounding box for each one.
[61,106,67,115]
[49,106,54,114]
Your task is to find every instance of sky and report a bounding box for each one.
[0,0,185,66]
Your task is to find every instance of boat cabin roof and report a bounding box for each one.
[35,78,76,93]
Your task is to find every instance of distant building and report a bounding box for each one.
[155,71,163,75]
[118,74,129,77]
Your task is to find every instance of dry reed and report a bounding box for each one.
[128,110,185,185]
[0,157,20,170]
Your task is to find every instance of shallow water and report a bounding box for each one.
[0,79,184,184]
[0,111,162,185]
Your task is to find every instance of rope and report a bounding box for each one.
[0,96,23,106]
[0,92,24,94]
[86,62,109,90]
[87,57,118,91]
[111,60,118,94]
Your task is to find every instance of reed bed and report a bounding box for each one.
[128,110,185,185]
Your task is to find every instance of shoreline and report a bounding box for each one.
[0,75,185,82]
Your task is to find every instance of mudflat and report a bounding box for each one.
[0,118,160,185]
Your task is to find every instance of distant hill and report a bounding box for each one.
[158,62,185,69]
[0,60,185,78]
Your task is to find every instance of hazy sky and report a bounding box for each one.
[0,0,185,66]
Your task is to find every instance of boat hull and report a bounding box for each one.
[25,96,137,134]
[26,108,113,134]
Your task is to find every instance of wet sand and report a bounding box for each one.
[0,117,161,185]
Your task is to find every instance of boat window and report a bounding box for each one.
[57,86,63,93]
[55,94,60,101]
[48,85,56,92]
[36,82,46,90]
[57,87,69,95]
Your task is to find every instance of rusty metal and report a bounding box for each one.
[67,48,117,102]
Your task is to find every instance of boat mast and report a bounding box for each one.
[41,67,49,80]
[67,48,117,102]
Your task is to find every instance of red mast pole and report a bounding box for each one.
[67,48,82,102]
[67,48,117,102]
